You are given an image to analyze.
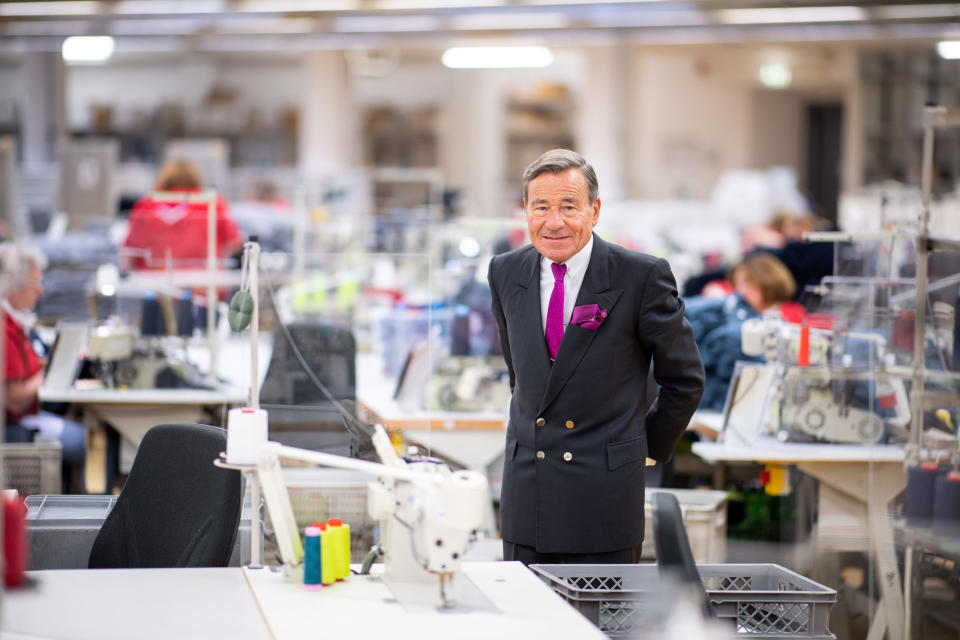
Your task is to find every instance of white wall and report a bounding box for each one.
[631,48,753,199]
[625,44,861,200]
[750,90,805,178]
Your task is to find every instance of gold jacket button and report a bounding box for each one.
[536,450,545,460]
[565,420,574,429]
[536,418,545,427]
[563,451,573,462]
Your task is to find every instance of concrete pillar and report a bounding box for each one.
[575,45,628,202]
[299,51,359,174]
[20,52,66,168]
[439,70,505,217]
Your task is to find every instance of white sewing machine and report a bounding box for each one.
[241,423,488,607]
[741,316,911,444]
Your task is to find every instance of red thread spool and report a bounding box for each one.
[3,493,28,587]
[797,323,810,367]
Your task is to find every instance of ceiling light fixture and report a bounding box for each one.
[441,46,553,69]
[61,35,115,63]
[717,6,865,24]
[758,62,791,88]
[938,40,960,59]
[0,1,101,16]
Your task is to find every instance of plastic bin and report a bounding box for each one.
[25,494,261,569]
[530,563,836,639]
[2,442,62,496]
[643,488,727,563]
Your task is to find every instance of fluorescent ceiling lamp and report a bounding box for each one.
[217,17,316,34]
[61,35,115,63]
[0,1,101,16]
[442,46,553,69]
[717,6,865,24]
[875,4,960,20]
[113,0,224,14]
[236,0,354,12]
[758,62,791,88]
[938,40,960,59]
[110,18,204,35]
[450,12,569,31]
[6,20,91,36]
[333,15,441,32]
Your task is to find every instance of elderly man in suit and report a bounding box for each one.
[488,149,705,564]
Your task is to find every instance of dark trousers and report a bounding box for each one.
[503,540,642,565]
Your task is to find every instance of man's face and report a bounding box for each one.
[7,266,43,312]
[525,168,600,264]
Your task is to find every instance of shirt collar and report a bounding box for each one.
[1,299,36,331]
[541,234,594,280]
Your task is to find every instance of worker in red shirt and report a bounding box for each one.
[122,158,243,272]
[1,243,85,483]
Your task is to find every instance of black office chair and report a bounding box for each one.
[651,491,715,618]
[88,423,242,569]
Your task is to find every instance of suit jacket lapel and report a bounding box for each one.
[510,245,553,384]
[538,236,623,415]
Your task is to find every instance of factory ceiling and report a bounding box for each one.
[2,1,960,52]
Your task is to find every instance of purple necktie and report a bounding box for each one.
[545,262,566,361]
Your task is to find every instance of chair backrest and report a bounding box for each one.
[88,423,242,569]
[651,491,714,618]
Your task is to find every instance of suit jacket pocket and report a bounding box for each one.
[606,434,648,470]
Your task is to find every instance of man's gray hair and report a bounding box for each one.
[0,242,47,291]
[521,149,599,203]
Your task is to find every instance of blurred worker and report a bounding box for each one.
[122,158,243,271]
[488,149,704,565]
[1,243,85,485]
[685,253,798,412]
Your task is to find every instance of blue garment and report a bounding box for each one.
[684,294,763,411]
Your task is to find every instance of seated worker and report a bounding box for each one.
[122,158,243,272]
[1,243,85,487]
[685,253,797,413]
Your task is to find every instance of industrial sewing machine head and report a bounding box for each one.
[741,314,911,445]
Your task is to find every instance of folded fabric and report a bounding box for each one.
[571,304,608,330]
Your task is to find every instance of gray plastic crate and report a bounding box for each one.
[530,563,835,639]
[2,442,62,496]
[25,494,261,569]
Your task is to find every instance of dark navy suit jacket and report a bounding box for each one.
[488,234,704,553]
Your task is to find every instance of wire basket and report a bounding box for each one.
[530,563,836,639]
[1,443,62,496]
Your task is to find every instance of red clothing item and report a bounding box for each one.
[123,192,242,270]
[3,311,39,424]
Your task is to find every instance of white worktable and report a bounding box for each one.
[244,561,606,640]
[693,441,906,464]
[1,568,271,640]
[39,383,247,491]
[2,563,605,640]
[39,386,248,406]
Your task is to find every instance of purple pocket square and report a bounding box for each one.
[571,304,608,330]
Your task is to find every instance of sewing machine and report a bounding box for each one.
[248,424,488,607]
[424,356,511,412]
[84,321,208,390]
[741,316,911,445]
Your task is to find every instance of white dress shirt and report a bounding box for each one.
[540,234,594,335]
